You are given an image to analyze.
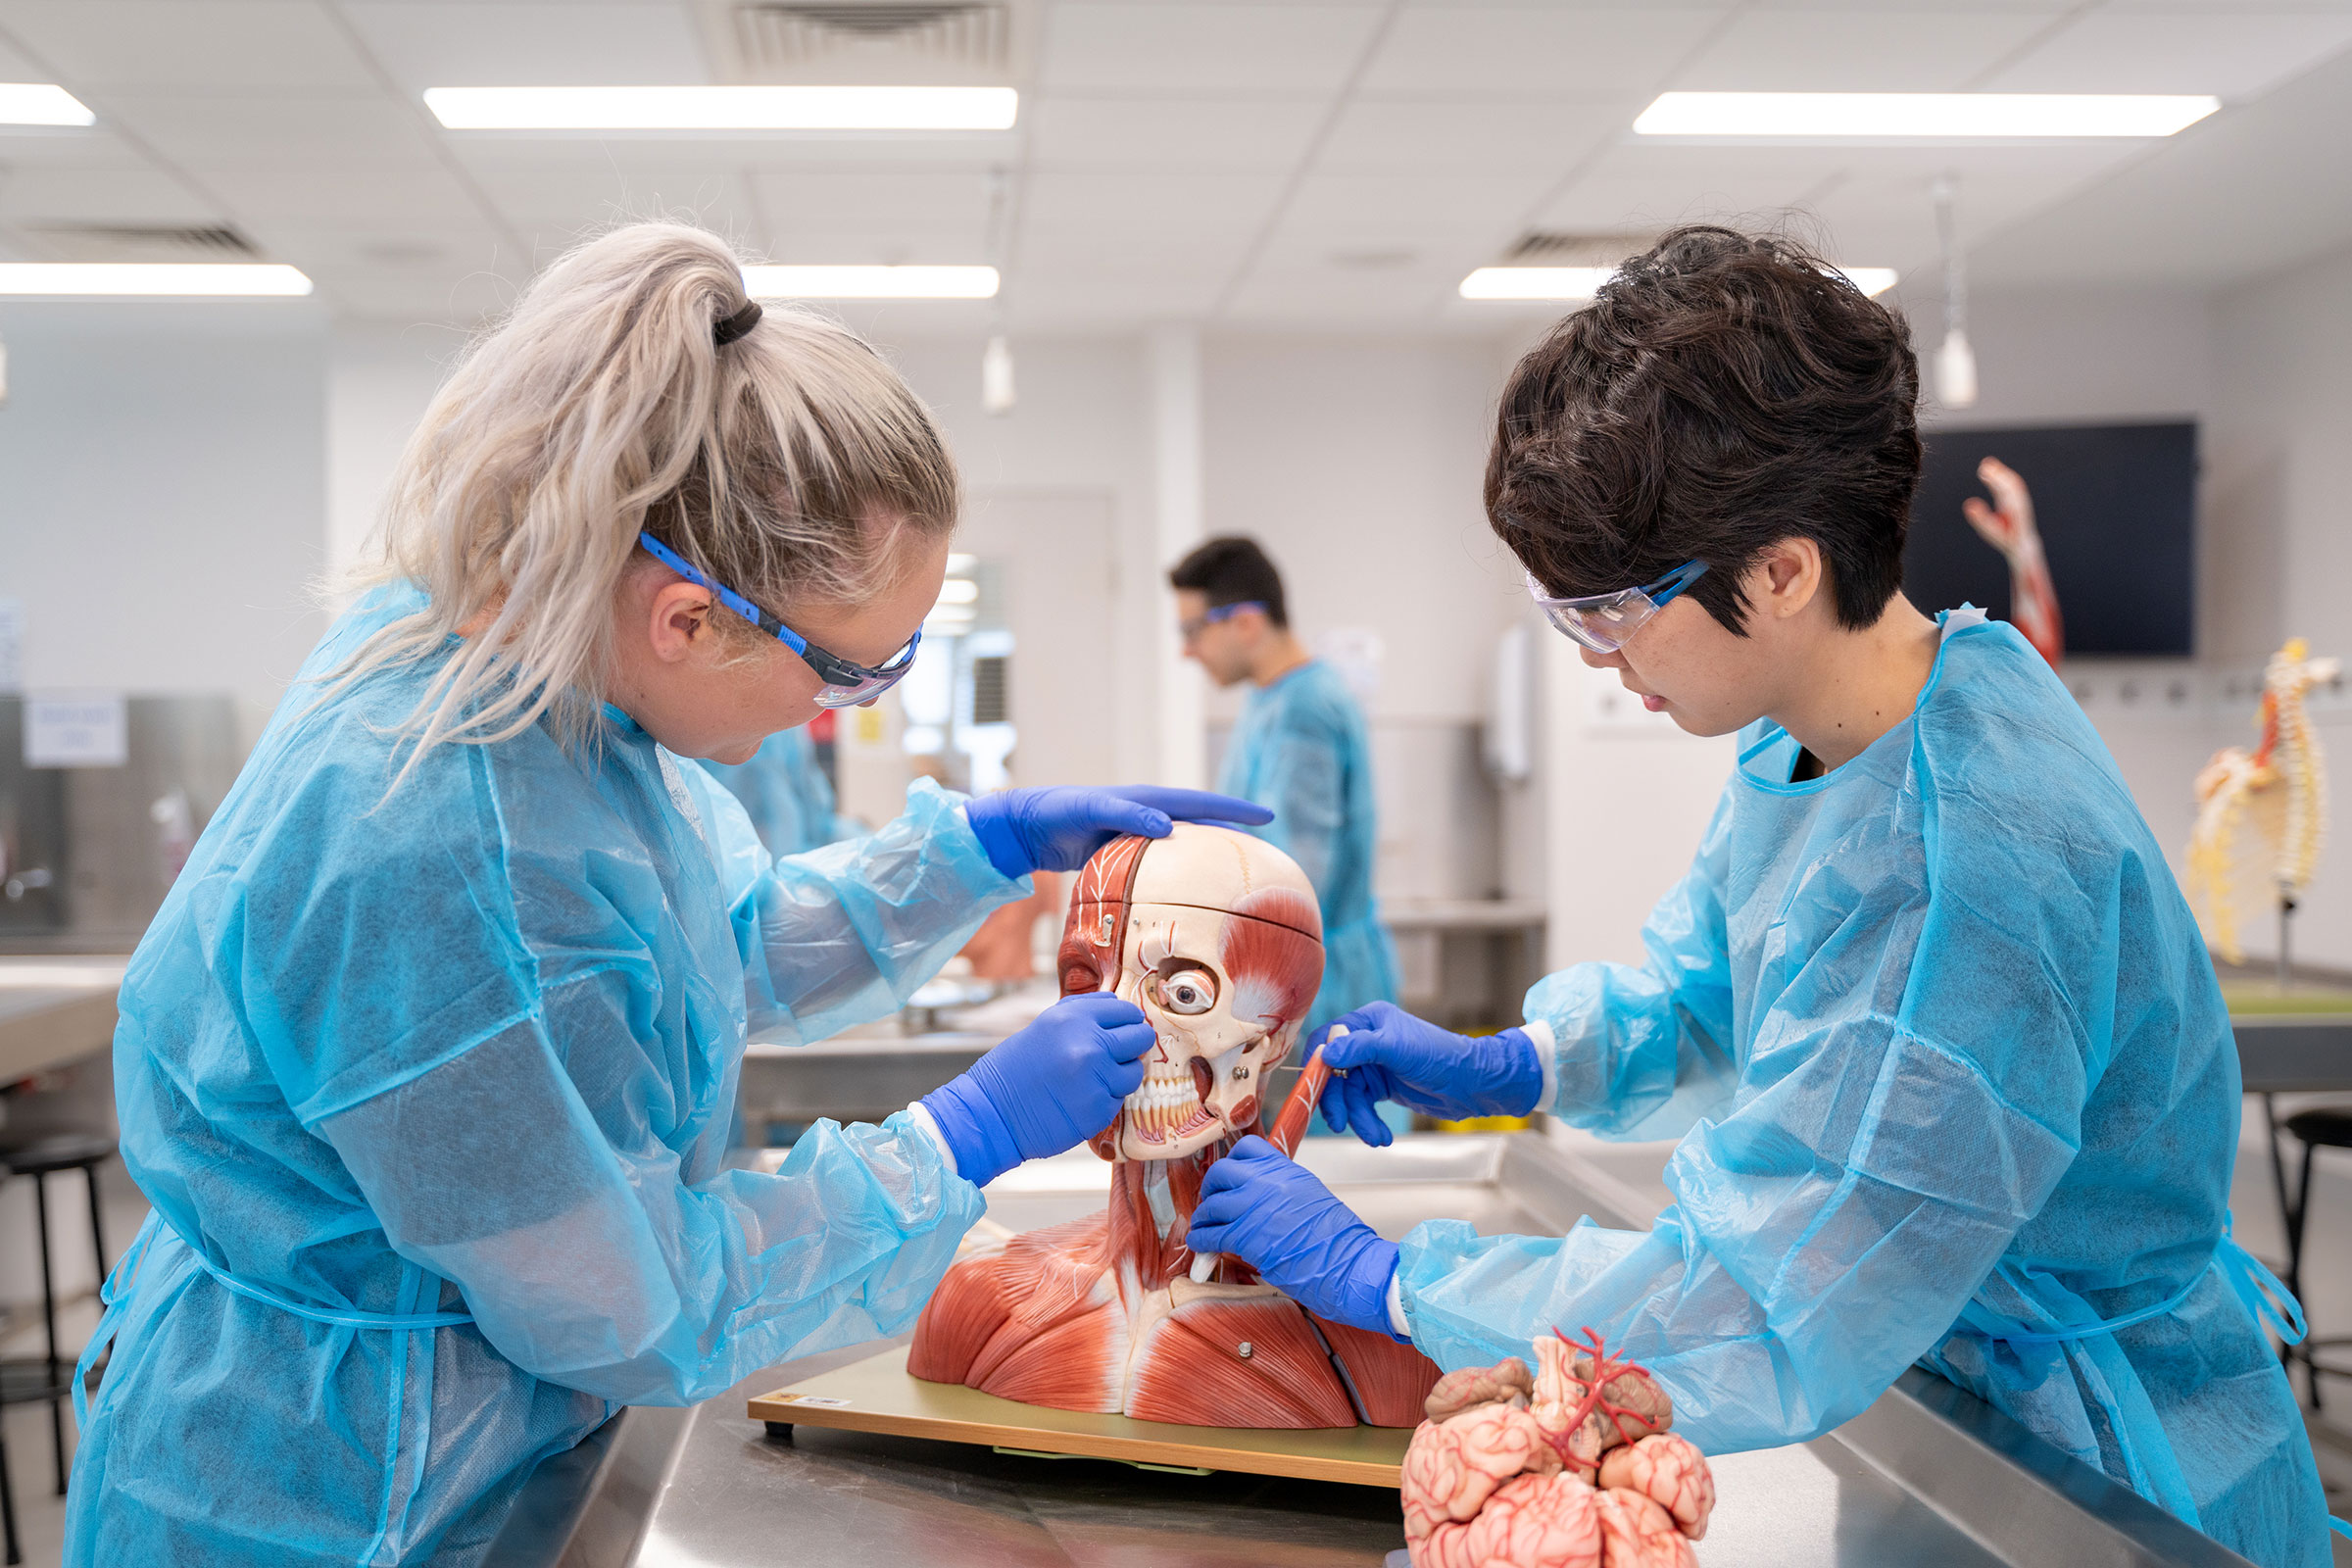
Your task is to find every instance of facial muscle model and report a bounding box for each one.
[909,825,1441,1427]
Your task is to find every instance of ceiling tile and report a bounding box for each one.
[1005,264,1227,328]
[1358,7,1728,96]
[341,3,708,88]
[750,170,997,235]
[1985,11,2352,96]
[204,166,482,226]
[6,1,379,91]
[1531,142,1855,232]
[464,156,760,229]
[0,125,153,169]
[1316,98,1627,172]
[1020,168,1287,241]
[1027,96,1325,171]
[1673,8,2066,91]
[243,220,514,276]
[1280,169,1559,235]
[307,268,517,324]
[0,164,220,223]
[97,94,440,171]
[0,33,45,75]
[1039,4,1387,92]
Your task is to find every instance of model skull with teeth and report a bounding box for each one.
[1057,824,1323,1160]
[909,824,1444,1429]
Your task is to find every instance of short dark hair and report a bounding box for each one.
[1169,536,1289,628]
[1485,225,1921,635]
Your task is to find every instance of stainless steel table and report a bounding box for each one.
[484,1135,2251,1568]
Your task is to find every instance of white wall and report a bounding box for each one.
[866,334,1162,784]
[0,302,331,745]
[326,323,466,583]
[2207,243,2352,971]
[1200,335,1526,725]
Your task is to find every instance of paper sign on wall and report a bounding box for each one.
[25,693,128,767]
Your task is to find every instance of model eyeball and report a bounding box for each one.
[1153,965,1219,1015]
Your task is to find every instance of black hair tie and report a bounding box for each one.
[713,300,762,347]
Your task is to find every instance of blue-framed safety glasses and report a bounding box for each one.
[1178,600,1265,641]
[637,531,921,709]
[1525,560,1707,655]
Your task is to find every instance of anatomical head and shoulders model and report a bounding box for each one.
[909,823,1442,1427]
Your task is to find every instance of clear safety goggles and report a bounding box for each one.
[1525,560,1707,655]
[637,532,921,709]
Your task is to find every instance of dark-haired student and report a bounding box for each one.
[1185,227,2331,1567]
[1167,535,1400,1037]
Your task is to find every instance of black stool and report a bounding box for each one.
[2277,1105,2352,1409]
[0,1131,115,1566]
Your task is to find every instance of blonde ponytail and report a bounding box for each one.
[336,221,957,780]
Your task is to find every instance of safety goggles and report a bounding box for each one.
[637,532,921,709]
[1525,560,1708,655]
[1178,600,1265,641]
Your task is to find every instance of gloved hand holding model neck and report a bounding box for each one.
[1314,1002,1546,1146]
[1186,1134,1403,1339]
[963,785,1272,878]
[919,993,1154,1187]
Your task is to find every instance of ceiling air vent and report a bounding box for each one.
[719,2,1010,75]
[1502,231,1653,268]
[23,224,260,263]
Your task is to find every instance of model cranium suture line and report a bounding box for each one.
[2187,638,2337,965]
[1401,1328,1716,1568]
[909,824,1441,1427]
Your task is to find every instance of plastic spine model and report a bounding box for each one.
[1401,1329,1716,1568]
[908,824,1441,1427]
[2187,638,2338,965]
[1961,456,2064,671]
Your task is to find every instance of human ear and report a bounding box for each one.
[1760,537,1823,619]
[646,580,717,664]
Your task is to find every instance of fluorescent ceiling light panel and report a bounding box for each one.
[744,265,998,300]
[1462,266,1895,301]
[0,264,313,297]
[1634,92,2219,139]
[1460,267,1617,300]
[0,83,94,124]
[425,85,1017,131]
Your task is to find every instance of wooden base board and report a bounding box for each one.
[747,1346,1414,1488]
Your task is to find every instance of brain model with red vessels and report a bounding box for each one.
[1400,1329,1716,1568]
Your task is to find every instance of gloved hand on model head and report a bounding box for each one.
[1187,1135,1403,1339]
[962,786,1272,879]
[919,993,1153,1187]
[1314,1002,1545,1146]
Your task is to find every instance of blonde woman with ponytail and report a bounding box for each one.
[66,223,1265,1567]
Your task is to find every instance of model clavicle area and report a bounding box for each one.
[910,824,1440,1427]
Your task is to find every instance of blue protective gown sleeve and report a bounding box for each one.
[683,769,1027,1049]
[1397,784,2080,1454]
[1528,788,1740,1143]
[305,774,1013,1407]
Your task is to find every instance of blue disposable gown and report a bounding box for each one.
[699,725,853,858]
[1218,659,1401,1035]
[1394,612,2329,1568]
[67,586,1021,1566]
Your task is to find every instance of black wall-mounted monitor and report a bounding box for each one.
[1904,420,2197,657]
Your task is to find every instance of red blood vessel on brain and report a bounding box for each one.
[908,823,1442,1427]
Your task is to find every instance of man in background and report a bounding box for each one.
[1169,536,1400,1036]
